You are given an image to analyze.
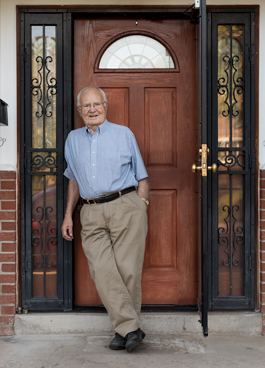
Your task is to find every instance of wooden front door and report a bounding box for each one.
[73,17,197,306]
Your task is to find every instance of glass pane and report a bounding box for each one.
[99,35,175,69]
[31,26,57,149]
[32,175,44,297]
[32,175,57,298]
[45,26,57,148]
[218,175,244,296]
[32,26,44,148]
[217,25,244,148]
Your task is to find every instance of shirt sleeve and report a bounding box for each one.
[127,129,148,181]
[63,134,77,182]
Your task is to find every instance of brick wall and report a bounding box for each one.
[260,170,265,335]
[0,171,17,335]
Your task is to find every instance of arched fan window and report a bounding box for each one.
[98,35,176,69]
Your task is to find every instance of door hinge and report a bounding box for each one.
[249,255,252,271]
[22,256,28,274]
[248,45,255,64]
[24,48,28,64]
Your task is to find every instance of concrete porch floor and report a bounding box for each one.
[0,312,263,368]
[1,332,264,368]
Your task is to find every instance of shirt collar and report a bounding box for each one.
[85,119,109,135]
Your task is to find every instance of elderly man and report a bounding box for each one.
[61,86,149,352]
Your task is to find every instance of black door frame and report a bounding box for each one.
[207,8,256,310]
[19,5,257,317]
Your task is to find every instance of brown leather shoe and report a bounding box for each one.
[109,333,126,350]
[125,328,146,352]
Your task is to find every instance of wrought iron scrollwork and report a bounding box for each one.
[46,206,57,268]
[32,206,57,269]
[218,152,245,170]
[217,55,230,117]
[31,153,57,171]
[217,54,244,118]
[45,56,57,118]
[218,205,244,267]
[31,56,43,117]
[31,55,57,118]
[32,206,44,268]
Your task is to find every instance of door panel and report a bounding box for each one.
[74,17,197,306]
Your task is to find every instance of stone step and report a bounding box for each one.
[15,311,262,336]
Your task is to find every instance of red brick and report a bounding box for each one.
[261,283,265,293]
[261,211,265,220]
[261,170,265,178]
[1,306,15,315]
[2,284,15,293]
[261,242,265,251]
[0,254,15,262]
[261,304,265,314]
[1,222,16,231]
[261,293,265,303]
[0,232,16,241]
[260,179,265,188]
[260,190,265,199]
[1,243,16,252]
[1,201,16,210]
[0,172,16,180]
[261,272,265,282]
[0,212,16,220]
[0,295,16,304]
[0,325,14,336]
[0,316,14,325]
[0,191,16,200]
[260,230,265,240]
[0,181,16,190]
[260,221,265,230]
[1,264,16,273]
[0,274,16,283]
[260,200,265,209]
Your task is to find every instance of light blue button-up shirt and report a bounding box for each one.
[64,120,148,199]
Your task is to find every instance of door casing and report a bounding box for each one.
[18,5,258,312]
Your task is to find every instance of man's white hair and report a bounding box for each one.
[77,87,108,107]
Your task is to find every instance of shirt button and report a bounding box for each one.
[93,176,95,178]
[92,164,95,166]
[93,140,95,142]
[92,151,95,154]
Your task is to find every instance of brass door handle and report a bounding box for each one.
[192,164,201,173]
[208,163,217,173]
[192,145,217,176]
[191,163,217,174]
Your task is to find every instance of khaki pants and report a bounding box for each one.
[80,190,148,337]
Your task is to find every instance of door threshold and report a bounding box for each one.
[73,305,198,313]
[15,311,262,336]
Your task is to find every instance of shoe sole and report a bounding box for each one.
[126,331,146,353]
[109,345,126,350]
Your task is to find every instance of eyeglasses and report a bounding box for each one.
[79,102,106,111]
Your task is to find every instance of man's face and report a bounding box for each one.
[78,89,107,132]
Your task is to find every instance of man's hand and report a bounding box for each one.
[61,180,80,241]
[61,217,74,241]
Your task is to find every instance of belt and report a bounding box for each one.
[82,186,135,205]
